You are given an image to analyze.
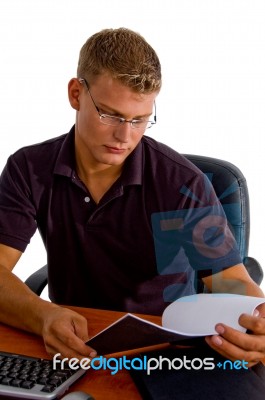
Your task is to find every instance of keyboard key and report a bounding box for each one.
[1,377,13,385]
[10,379,23,387]
[41,384,56,392]
[21,380,35,389]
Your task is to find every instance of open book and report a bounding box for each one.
[86,293,265,355]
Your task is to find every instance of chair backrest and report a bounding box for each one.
[184,154,250,261]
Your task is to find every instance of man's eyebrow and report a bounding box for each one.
[97,102,152,119]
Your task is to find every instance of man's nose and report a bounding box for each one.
[113,122,132,143]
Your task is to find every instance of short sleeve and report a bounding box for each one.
[0,155,37,251]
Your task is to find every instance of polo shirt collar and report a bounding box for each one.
[121,140,143,186]
[53,125,143,187]
[54,125,76,178]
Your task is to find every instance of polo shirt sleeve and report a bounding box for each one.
[151,172,243,278]
[179,201,242,277]
[0,154,37,252]
[181,174,243,276]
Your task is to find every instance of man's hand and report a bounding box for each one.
[205,307,265,367]
[41,305,96,360]
[0,260,96,361]
[203,263,265,367]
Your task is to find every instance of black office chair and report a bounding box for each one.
[24,154,263,296]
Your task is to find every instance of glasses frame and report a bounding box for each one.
[78,78,157,130]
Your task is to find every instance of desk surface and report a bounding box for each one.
[1,306,265,400]
[0,306,170,400]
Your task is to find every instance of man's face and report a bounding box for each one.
[69,72,157,171]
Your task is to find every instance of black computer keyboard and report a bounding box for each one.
[0,351,86,399]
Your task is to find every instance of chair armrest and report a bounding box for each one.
[24,265,48,296]
[243,256,264,286]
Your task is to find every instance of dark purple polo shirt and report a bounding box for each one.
[0,126,242,315]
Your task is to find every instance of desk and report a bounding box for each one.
[1,306,265,400]
[0,306,170,400]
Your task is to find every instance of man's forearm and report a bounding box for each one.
[0,264,59,335]
[203,263,265,297]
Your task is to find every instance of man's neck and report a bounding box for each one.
[76,160,124,204]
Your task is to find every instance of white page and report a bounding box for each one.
[162,293,265,335]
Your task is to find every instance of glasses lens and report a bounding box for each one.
[132,120,154,129]
[100,115,122,126]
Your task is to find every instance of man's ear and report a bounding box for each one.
[68,78,81,111]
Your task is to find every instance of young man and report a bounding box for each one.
[0,28,264,366]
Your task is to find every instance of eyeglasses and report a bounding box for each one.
[79,78,156,130]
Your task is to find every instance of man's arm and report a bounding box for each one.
[203,263,265,366]
[0,244,96,359]
[202,263,264,297]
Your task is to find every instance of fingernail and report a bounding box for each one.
[212,335,223,346]
[215,324,225,334]
[253,309,260,317]
[89,351,97,358]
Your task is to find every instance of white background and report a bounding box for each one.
[0,0,264,296]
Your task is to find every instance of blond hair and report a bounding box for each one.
[77,28,161,93]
